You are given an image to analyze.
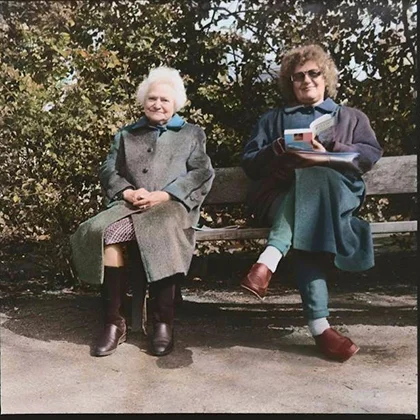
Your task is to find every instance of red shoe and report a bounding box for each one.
[240,263,273,300]
[314,327,360,362]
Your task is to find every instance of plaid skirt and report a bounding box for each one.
[104,216,135,245]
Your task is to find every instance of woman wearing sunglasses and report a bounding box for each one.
[241,44,383,362]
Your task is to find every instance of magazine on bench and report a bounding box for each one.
[286,149,360,171]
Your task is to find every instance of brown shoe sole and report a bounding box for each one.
[240,283,266,301]
[326,343,360,363]
[339,343,360,362]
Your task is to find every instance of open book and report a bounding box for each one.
[282,114,360,172]
[284,113,335,151]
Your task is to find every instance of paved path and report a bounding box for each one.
[0,288,417,415]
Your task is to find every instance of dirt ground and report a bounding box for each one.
[0,248,418,415]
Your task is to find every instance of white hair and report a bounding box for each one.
[136,66,187,112]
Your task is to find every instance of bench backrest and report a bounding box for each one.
[204,155,417,205]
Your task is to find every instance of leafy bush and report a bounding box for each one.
[0,0,416,283]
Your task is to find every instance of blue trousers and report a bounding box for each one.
[266,184,330,320]
[263,166,370,319]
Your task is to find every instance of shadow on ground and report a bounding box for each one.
[3,294,413,371]
[0,249,416,368]
[1,282,416,343]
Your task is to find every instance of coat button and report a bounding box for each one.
[142,168,148,173]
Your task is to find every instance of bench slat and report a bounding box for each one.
[196,227,269,241]
[363,155,417,195]
[196,220,417,241]
[370,220,417,234]
[204,155,417,205]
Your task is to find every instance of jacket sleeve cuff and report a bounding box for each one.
[330,141,353,153]
[110,187,134,203]
[272,137,286,155]
[106,180,135,202]
[163,184,208,211]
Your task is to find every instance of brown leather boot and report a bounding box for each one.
[150,322,174,356]
[241,263,273,300]
[148,275,179,356]
[93,266,127,357]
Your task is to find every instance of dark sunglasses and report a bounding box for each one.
[291,69,322,83]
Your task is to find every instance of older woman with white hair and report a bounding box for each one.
[70,66,214,357]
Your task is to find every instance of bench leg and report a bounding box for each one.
[126,242,148,335]
[131,280,148,335]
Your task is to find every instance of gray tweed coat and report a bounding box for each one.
[70,114,214,285]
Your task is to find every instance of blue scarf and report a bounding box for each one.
[283,97,339,116]
[131,114,185,134]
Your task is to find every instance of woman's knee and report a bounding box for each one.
[104,244,125,267]
[297,166,342,186]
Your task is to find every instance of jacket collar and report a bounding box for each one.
[283,97,338,114]
[130,113,186,132]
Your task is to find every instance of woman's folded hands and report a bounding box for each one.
[123,188,171,210]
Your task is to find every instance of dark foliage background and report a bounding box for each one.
[0,0,417,285]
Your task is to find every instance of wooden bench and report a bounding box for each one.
[131,155,417,333]
[196,155,417,242]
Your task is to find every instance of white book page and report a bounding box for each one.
[309,114,335,137]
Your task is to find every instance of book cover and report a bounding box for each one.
[284,128,313,151]
[284,113,335,151]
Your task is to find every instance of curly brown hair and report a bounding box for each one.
[278,44,338,105]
